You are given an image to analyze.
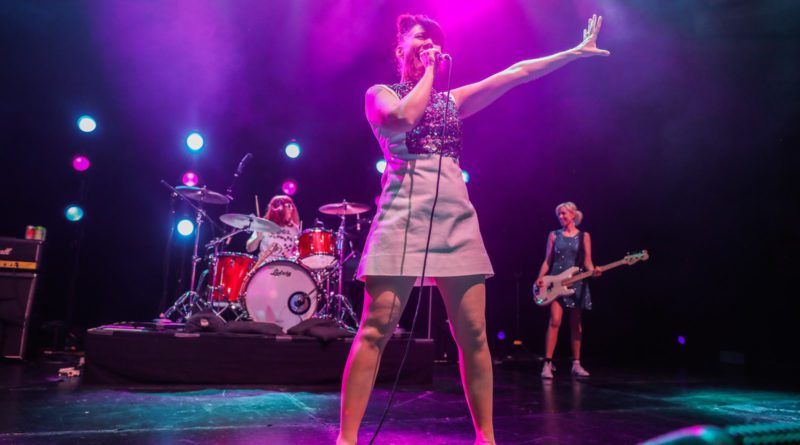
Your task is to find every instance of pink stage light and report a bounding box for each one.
[182,172,199,187]
[282,180,297,196]
[72,155,91,172]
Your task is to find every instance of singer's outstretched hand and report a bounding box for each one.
[574,14,610,57]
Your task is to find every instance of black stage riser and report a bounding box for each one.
[84,327,434,386]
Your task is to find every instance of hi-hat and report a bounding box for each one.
[319,201,370,216]
[175,186,230,205]
[220,213,280,233]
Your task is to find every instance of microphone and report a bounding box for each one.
[236,153,253,176]
[437,53,452,61]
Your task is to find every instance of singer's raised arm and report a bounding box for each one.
[452,14,610,119]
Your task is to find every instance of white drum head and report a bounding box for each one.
[241,260,319,331]
[300,255,337,270]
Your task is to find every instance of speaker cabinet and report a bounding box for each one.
[0,272,38,358]
[0,237,43,359]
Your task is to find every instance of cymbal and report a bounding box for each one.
[319,201,370,216]
[175,186,230,205]
[220,213,280,233]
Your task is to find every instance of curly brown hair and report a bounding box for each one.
[265,195,300,227]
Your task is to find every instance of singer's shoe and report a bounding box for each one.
[541,362,555,379]
[571,362,590,377]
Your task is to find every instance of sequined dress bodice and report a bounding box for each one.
[385,82,463,160]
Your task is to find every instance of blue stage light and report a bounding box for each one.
[77,115,97,133]
[285,141,301,159]
[186,132,204,151]
[376,160,387,173]
[462,170,470,183]
[65,205,84,222]
[177,219,195,236]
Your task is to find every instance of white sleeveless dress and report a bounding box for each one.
[356,82,494,286]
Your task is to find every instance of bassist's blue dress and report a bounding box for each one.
[549,230,592,310]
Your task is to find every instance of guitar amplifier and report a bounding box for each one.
[0,237,43,359]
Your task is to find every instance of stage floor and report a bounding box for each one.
[0,358,799,444]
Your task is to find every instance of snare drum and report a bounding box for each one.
[240,259,320,331]
[209,252,256,302]
[297,228,338,270]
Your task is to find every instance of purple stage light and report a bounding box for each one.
[72,155,91,172]
[677,336,686,345]
[282,180,297,196]
[497,331,506,341]
[182,172,198,187]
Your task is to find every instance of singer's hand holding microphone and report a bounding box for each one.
[420,48,451,68]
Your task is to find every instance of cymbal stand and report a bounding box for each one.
[160,182,216,321]
[326,213,359,331]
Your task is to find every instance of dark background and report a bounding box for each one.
[1,1,797,374]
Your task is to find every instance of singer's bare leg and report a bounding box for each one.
[437,275,495,445]
[337,276,415,445]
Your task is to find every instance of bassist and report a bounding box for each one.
[535,202,601,378]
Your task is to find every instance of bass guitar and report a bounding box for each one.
[533,250,649,306]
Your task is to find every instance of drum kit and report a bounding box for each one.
[160,184,370,332]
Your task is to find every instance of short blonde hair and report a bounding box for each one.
[555,201,583,226]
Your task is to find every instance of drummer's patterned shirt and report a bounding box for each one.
[249,225,299,261]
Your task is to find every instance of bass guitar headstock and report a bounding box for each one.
[623,250,649,265]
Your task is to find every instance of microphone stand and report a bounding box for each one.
[224,171,238,215]
[222,154,251,244]
[225,153,252,213]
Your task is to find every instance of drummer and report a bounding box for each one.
[246,195,301,263]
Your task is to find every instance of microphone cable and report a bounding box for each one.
[370,56,455,444]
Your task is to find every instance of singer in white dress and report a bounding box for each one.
[338,13,610,445]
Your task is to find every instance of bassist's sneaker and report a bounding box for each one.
[541,361,555,379]
[571,361,590,377]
